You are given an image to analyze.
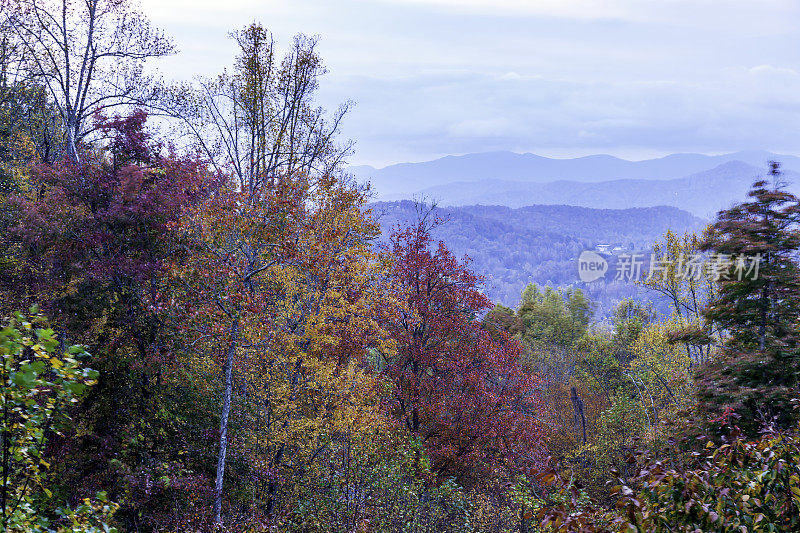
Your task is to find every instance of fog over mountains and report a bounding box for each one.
[352,150,800,218]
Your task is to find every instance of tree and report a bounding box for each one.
[2,0,174,162]
[384,213,545,481]
[697,163,800,433]
[172,172,301,526]
[702,163,800,350]
[14,110,200,285]
[161,26,365,526]
[610,298,656,361]
[9,111,210,529]
[1,25,63,167]
[517,284,593,349]
[159,23,351,193]
[628,319,695,436]
[173,170,400,526]
[539,424,800,532]
[641,230,721,366]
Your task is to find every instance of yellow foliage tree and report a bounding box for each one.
[641,230,722,365]
[173,173,399,527]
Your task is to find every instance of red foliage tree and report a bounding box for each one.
[385,215,546,481]
[14,109,204,288]
[9,110,215,529]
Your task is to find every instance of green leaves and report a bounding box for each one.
[10,360,42,388]
[0,309,116,532]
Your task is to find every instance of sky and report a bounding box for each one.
[140,0,800,167]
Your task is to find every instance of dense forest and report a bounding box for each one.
[371,201,704,315]
[2,1,800,532]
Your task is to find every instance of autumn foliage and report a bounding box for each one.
[385,217,546,481]
[4,6,800,532]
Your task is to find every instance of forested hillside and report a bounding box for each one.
[372,201,705,314]
[2,2,800,532]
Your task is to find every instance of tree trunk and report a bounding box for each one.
[759,285,768,351]
[520,504,529,533]
[2,396,8,526]
[213,317,239,528]
[66,122,80,164]
[571,386,587,445]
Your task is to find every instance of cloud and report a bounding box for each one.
[448,118,515,138]
[382,0,631,20]
[136,0,800,165]
[382,0,799,29]
[324,68,800,165]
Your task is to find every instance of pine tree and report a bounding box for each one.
[696,162,800,433]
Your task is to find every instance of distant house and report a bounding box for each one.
[595,244,611,253]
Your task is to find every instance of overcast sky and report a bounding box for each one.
[140,0,800,167]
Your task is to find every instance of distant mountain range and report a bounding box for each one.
[351,151,800,218]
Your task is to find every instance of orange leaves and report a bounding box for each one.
[171,167,401,519]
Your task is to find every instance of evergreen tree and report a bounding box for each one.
[696,162,800,433]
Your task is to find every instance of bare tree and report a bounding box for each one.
[157,24,352,195]
[1,14,60,163]
[2,0,173,162]
[0,15,28,96]
[1,35,62,164]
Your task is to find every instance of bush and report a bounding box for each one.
[539,422,800,532]
[0,308,117,532]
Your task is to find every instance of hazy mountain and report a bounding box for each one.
[357,152,800,310]
[392,161,800,218]
[370,201,705,314]
[351,150,800,197]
